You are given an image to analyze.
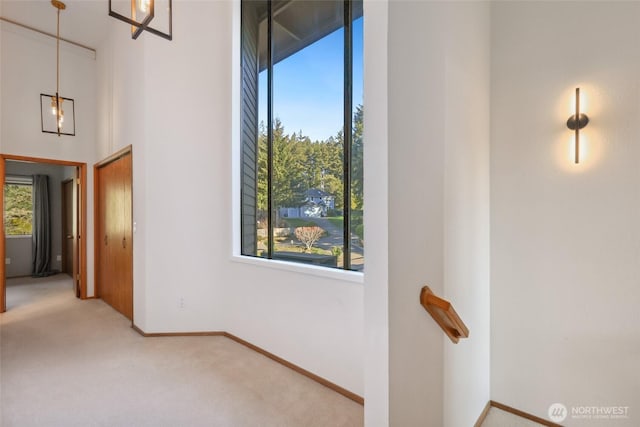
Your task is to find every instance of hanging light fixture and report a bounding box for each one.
[40,0,75,136]
[109,0,172,40]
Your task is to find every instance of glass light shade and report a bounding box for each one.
[41,94,75,136]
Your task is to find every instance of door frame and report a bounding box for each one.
[0,154,88,313]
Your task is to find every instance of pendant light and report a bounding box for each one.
[109,0,172,41]
[40,0,75,136]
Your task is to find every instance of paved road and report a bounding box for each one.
[306,218,364,255]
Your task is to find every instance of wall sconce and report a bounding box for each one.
[109,0,172,40]
[566,87,589,164]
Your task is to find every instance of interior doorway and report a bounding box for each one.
[0,154,87,313]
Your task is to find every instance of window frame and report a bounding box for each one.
[4,176,34,238]
[239,0,363,272]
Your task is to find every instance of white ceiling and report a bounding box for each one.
[1,0,110,48]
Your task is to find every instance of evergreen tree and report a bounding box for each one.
[254,105,364,217]
[351,105,364,209]
[321,133,344,210]
[256,121,268,225]
[4,184,33,235]
[272,119,307,208]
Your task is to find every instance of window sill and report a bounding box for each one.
[5,235,32,239]
[230,254,364,284]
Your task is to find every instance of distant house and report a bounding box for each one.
[279,189,336,218]
[305,189,335,210]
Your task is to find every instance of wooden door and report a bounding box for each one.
[62,171,81,297]
[120,154,133,319]
[62,178,74,275]
[95,150,133,320]
[96,162,110,308]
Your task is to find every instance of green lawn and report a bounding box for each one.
[326,216,343,228]
[327,213,364,240]
[283,218,318,228]
[274,244,331,255]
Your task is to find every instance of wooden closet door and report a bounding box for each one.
[97,162,110,306]
[119,154,133,319]
[112,158,125,315]
[96,151,133,320]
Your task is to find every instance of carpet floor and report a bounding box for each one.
[481,407,547,427]
[0,275,364,427]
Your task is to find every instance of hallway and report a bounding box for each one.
[0,276,363,426]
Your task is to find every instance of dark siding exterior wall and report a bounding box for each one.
[241,3,260,256]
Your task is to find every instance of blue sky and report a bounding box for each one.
[259,17,363,142]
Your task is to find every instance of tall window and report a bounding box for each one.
[4,177,34,236]
[241,0,364,271]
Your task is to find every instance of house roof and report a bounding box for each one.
[306,188,333,198]
[257,0,364,71]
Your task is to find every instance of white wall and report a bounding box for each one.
[387,0,444,422]
[0,5,3,154]
[386,1,491,425]
[141,1,229,333]
[442,3,491,426]
[491,2,640,424]
[5,237,30,277]
[96,17,148,325]
[0,21,96,294]
[0,24,95,160]
[96,0,365,397]
[363,0,389,424]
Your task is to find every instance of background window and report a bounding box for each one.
[4,178,33,236]
[241,0,364,271]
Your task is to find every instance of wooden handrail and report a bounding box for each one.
[420,286,469,343]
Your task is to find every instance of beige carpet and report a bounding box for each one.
[0,275,363,427]
[481,407,547,427]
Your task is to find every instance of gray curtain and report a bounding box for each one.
[32,175,55,277]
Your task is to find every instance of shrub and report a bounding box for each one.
[295,226,324,252]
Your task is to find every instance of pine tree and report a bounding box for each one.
[351,105,364,210]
